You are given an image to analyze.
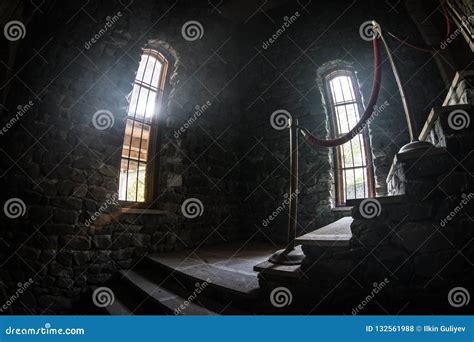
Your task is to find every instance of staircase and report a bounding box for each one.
[100,243,278,315]
[100,71,473,315]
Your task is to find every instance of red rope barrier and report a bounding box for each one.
[386,5,452,53]
[300,37,381,148]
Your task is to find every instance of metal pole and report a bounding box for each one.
[284,118,298,253]
[373,21,418,142]
[268,117,304,265]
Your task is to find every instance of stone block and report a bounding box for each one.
[54,209,79,224]
[59,235,91,250]
[112,233,131,249]
[110,248,134,260]
[92,234,112,249]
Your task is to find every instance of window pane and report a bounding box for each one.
[136,53,164,88]
[136,54,156,83]
[340,142,353,168]
[119,159,129,201]
[128,85,157,120]
[335,104,358,133]
[124,160,146,202]
[354,167,367,198]
[340,139,365,168]
[344,169,355,200]
[121,119,150,162]
[330,75,356,103]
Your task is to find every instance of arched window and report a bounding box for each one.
[323,69,374,205]
[119,49,169,203]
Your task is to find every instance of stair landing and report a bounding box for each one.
[146,242,277,298]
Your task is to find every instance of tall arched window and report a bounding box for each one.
[323,69,374,205]
[119,49,169,203]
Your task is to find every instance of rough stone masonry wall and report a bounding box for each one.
[0,0,243,311]
[237,0,445,242]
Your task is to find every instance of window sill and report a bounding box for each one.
[116,208,171,215]
[331,206,352,212]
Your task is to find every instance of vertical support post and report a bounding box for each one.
[285,118,298,253]
[374,21,433,153]
[268,117,305,265]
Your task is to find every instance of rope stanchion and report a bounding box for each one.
[300,36,382,148]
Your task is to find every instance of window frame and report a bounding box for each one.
[322,67,375,206]
[119,48,170,206]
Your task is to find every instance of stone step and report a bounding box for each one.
[104,296,132,315]
[119,269,217,315]
[295,217,353,247]
[144,254,261,302]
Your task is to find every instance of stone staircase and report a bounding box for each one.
[99,71,473,315]
[96,243,283,315]
[254,71,474,314]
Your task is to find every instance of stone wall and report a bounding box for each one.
[0,0,455,312]
[0,0,243,311]
[237,0,445,242]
